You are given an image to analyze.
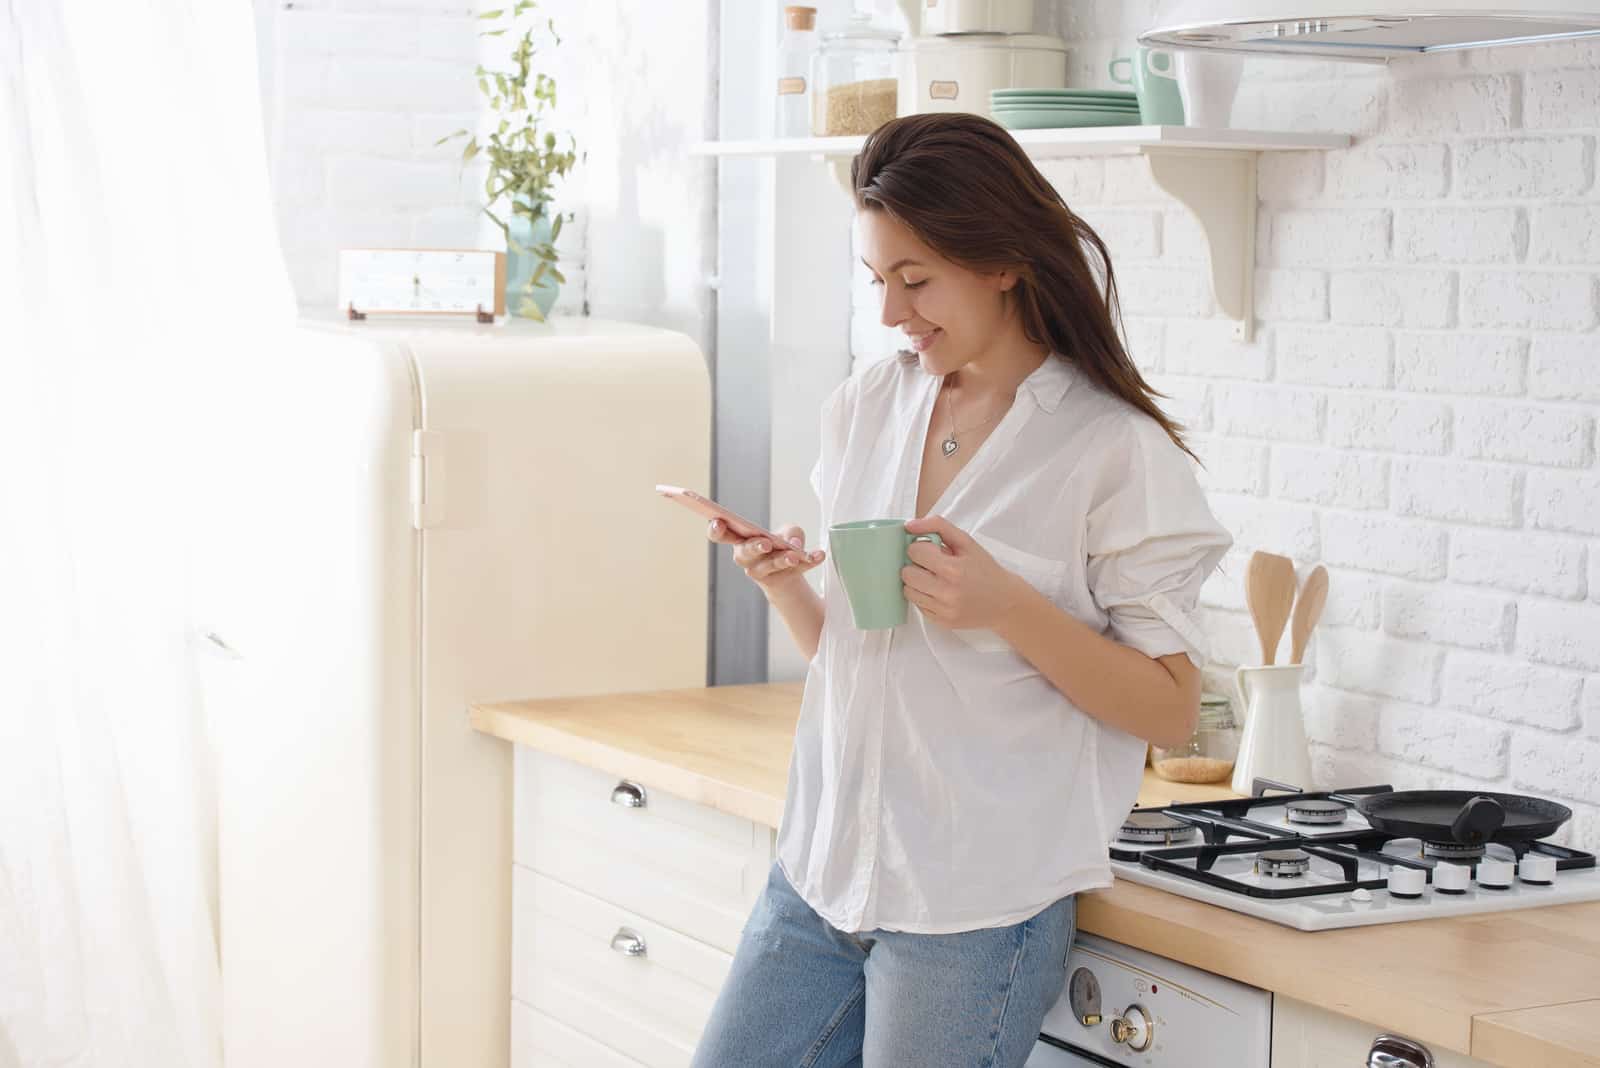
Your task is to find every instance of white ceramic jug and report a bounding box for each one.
[1175,49,1243,128]
[1230,663,1312,795]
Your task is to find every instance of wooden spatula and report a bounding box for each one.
[1290,565,1329,665]
[1245,551,1297,666]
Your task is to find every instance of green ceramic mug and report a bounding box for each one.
[1110,46,1184,126]
[828,519,945,630]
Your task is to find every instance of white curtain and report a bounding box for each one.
[0,1,293,1065]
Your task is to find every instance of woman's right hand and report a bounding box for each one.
[707,519,826,595]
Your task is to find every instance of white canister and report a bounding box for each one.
[922,0,1034,35]
[897,33,1067,119]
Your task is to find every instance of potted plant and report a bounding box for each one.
[438,1,579,321]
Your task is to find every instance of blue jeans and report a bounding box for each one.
[691,861,1076,1068]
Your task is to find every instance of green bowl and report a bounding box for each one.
[990,103,1140,115]
[995,109,1138,130]
[991,99,1139,108]
[992,89,1136,102]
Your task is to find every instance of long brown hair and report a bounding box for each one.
[851,112,1196,462]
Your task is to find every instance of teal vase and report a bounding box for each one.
[505,201,561,320]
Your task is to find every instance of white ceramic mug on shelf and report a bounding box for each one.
[1175,49,1244,129]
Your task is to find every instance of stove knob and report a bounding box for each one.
[1432,862,1471,894]
[1387,867,1426,899]
[1518,854,1557,886]
[1476,858,1514,889]
[1109,1004,1153,1053]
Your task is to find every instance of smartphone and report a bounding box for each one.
[655,484,797,550]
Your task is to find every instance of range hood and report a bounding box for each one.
[1140,2,1600,59]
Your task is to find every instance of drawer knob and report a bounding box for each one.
[610,780,648,809]
[610,927,648,958]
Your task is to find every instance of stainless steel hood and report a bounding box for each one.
[1140,2,1600,60]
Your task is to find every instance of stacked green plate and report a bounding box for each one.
[990,88,1140,130]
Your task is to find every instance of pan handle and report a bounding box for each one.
[1450,796,1505,845]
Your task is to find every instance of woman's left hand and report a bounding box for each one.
[902,516,1031,630]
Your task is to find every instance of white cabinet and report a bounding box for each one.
[511,1001,648,1068]
[1272,996,1498,1068]
[511,748,778,1066]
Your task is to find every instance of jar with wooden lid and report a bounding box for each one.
[1151,693,1240,784]
[776,6,818,138]
[810,14,900,136]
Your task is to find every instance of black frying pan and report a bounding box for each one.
[1354,790,1572,845]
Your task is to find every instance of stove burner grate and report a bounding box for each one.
[1422,840,1487,861]
[1285,798,1350,826]
[1119,810,1198,845]
[1256,848,1312,879]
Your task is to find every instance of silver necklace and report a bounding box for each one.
[940,380,1006,458]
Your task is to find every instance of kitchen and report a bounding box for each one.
[3,1,1598,1068]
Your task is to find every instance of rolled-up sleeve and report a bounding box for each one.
[1084,415,1233,667]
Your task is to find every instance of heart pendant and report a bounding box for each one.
[941,436,959,457]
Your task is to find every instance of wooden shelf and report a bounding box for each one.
[694,125,1351,342]
[692,125,1350,159]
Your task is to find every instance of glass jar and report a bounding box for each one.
[776,6,818,139]
[810,14,900,136]
[1151,693,1240,784]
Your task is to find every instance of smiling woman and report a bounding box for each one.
[853,112,1195,465]
[693,113,1234,1068]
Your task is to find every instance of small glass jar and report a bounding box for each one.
[776,6,818,139]
[810,14,900,136]
[1151,693,1240,784]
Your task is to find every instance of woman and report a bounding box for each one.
[693,113,1232,1068]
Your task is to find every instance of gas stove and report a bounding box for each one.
[1109,781,1600,930]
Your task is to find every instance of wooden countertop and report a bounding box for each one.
[470,682,1600,1067]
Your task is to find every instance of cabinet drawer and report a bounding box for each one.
[514,748,772,952]
[511,1000,645,1068]
[1272,996,1494,1068]
[513,866,732,1068]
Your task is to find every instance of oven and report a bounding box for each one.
[1024,933,1272,1067]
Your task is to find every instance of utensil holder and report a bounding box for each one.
[1230,663,1312,795]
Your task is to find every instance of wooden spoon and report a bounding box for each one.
[1290,565,1329,665]
[1245,551,1297,666]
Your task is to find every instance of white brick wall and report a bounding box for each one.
[853,25,1600,850]
[261,0,1600,847]
[257,0,715,351]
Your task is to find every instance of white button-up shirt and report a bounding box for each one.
[775,353,1233,934]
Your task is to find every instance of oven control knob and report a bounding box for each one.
[1110,1004,1153,1052]
[1432,862,1471,894]
[1518,854,1556,885]
[1476,858,1514,889]
[1387,867,1426,899]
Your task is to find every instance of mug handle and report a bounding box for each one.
[1145,48,1178,80]
[1234,665,1252,720]
[908,532,945,550]
[1108,56,1133,86]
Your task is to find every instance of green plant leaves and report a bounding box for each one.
[462,0,575,300]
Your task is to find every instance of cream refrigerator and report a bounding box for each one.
[198,316,711,1068]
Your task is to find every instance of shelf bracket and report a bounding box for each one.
[1144,147,1257,343]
